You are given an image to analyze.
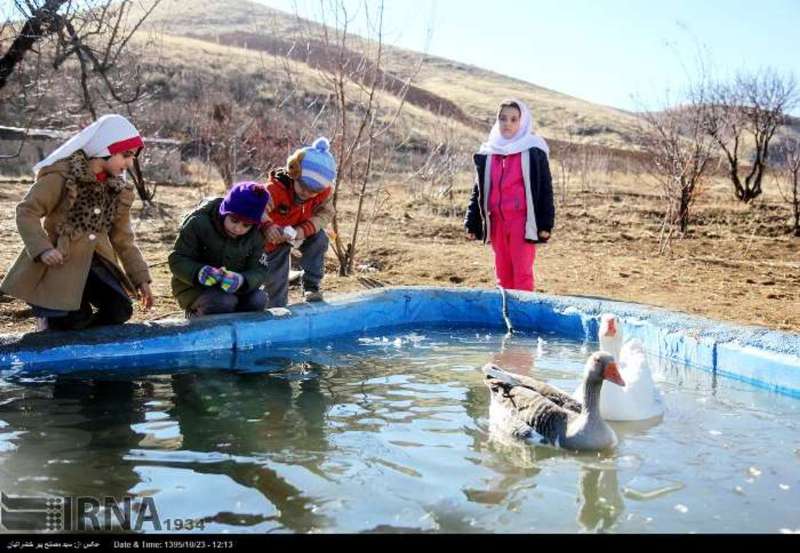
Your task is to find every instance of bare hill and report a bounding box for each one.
[139,0,643,149]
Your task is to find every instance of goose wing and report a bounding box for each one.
[485,375,571,447]
[483,363,582,414]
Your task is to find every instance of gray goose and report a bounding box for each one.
[483,352,625,451]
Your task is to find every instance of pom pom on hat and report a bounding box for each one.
[287,137,337,192]
[219,181,270,225]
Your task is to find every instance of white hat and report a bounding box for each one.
[33,114,144,175]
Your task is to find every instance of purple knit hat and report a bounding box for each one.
[219,181,270,225]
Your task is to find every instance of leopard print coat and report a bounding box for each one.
[57,150,128,242]
[0,150,151,311]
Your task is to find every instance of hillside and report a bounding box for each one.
[138,0,642,149]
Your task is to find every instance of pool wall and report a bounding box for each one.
[1,287,798,396]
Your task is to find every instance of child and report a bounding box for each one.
[464,99,555,291]
[0,114,153,331]
[169,181,271,317]
[261,137,336,307]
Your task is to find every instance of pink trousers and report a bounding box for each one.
[490,216,537,291]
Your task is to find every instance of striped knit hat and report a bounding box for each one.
[287,137,337,192]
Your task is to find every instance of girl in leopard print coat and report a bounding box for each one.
[0,115,153,331]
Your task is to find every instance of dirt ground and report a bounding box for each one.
[1,174,798,335]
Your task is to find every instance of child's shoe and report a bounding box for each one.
[303,289,324,303]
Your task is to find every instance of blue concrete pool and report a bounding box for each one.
[1,288,800,533]
[2,288,799,398]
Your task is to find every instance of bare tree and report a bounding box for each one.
[698,69,798,203]
[550,128,580,206]
[636,102,715,243]
[290,0,422,276]
[410,111,470,215]
[775,136,800,237]
[0,0,68,90]
[0,0,161,119]
[1,0,162,200]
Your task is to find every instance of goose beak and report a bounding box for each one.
[603,361,625,387]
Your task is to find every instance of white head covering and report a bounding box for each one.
[33,114,143,175]
[478,99,549,157]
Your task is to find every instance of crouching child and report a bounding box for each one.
[261,137,337,307]
[0,114,153,331]
[169,182,271,317]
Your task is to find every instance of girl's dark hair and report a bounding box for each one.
[104,149,154,202]
[497,100,522,118]
[129,154,155,202]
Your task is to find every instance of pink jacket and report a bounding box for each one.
[488,153,527,221]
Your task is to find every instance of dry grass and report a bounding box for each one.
[1,168,798,335]
[2,0,798,336]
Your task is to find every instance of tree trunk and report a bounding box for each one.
[0,1,68,90]
[794,173,800,237]
[678,185,691,234]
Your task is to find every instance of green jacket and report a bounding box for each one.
[169,198,268,309]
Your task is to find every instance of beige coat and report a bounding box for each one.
[0,156,151,312]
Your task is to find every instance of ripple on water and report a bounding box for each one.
[1,327,799,534]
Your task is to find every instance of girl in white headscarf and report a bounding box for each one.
[1,114,154,331]
[464,99,555,292]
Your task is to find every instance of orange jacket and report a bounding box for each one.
[262,171,335,252]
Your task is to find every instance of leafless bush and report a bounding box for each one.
[696,68,798,203]
[774,136,800,236]
[636,101,715,248]
[552,130,613,206]
[408,114,470,216]
[551,133,579,206]
[184,98,296,187]
[286,0,425,276]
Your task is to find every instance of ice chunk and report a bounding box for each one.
[622,476,684,501]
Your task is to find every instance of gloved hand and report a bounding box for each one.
[220,269,245,294]
[198,265,224,287]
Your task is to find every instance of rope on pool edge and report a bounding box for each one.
[497,285,514,335]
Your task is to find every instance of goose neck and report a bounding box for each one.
[580,378,603,418]
[600,336,622,361]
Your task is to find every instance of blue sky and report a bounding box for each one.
[254,0,800,113]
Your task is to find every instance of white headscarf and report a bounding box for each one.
[33,114,143,175]
[478,99,549,157]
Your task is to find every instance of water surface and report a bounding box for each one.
[0,328,798,533]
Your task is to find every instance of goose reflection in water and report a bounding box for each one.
[478,426,625,532]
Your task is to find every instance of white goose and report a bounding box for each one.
[574,313,665,421]
[483,352,625,452]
